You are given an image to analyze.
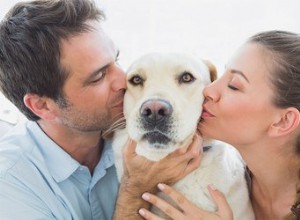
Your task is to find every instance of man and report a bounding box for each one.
[0,0,201,219]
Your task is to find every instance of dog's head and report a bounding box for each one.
[124,53,216,160]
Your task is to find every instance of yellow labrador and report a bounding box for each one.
[112,53,254,219]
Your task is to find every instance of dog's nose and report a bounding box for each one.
[140,99,173,123]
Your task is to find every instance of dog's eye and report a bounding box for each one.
[129,75,144,85]
[179,71,195,83]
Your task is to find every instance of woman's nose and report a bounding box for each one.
[203,81,220,102]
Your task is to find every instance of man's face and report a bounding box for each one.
[57,20,126,133]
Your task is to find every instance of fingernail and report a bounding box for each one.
[139,208,145,216]
[157,183,165,190]
[208,184,217,190]
[142,193,150,201]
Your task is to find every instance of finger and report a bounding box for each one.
[168,133,203,162]
[123,139,138,173]
[187,133,203,158]
[157,183,184,204]
[123,138,137,158]
[208,184,233,219]
[181,134,203,172]
[156,183,201,215]
[172,143,189,155]
[185,153,201,174]
[157,184,228,220]
[138,208,165,220]
[171,133,201,155]
[141,191,183,218]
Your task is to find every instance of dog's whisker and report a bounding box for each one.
[102,116,126,139]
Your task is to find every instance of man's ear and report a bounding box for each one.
[23,94,57,120]
[269,107,300,137]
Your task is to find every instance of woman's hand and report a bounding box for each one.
[138,183,233,220]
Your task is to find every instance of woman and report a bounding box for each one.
[137,30,300,219]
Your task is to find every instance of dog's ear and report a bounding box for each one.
[203,60,217,82]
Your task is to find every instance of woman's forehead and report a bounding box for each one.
[227,43,273,80]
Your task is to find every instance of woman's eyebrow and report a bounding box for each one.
[230,69,249,83]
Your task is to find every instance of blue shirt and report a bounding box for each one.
[0,121,119,220]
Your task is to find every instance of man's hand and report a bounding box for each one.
[113,134,203,220]
[123,134,202,191]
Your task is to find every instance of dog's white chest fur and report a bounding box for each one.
[112,53,255,219]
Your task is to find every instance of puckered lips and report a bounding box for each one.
[201,106,215,118]
[112,100,123,109]
[110,90,125,109]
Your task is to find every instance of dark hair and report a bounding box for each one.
[249,30,300,111]
[0,0,105,120]
[249,30,300,220]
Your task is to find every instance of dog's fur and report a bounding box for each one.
[112,53,255,219]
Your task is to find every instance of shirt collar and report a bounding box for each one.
[27,121,80,182]
[27,121,115,183]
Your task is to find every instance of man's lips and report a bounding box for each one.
[111,90,125,108]
[112,101,123,108]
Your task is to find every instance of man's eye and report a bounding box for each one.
[179,71,195,83]
[228,84,238,90]
[91,70,106,83]
[129,75,144,85]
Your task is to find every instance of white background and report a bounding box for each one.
[0,0,300,123]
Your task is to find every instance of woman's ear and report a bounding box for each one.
[269,107,300,137]
[23,94,57,120]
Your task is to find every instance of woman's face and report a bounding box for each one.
[200,42,280,146]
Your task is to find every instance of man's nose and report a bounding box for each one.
[111,64,126,90]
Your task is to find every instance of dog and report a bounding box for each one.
[112,53,255,219]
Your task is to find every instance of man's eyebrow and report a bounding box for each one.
[116,50,120,60]
[83,64,109,85]
[230,69,249,83]
[83,50,119,85]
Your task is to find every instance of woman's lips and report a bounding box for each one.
[201,107,214,118]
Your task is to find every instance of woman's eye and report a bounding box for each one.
[129,75,144,85]
[179,71,195,83]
